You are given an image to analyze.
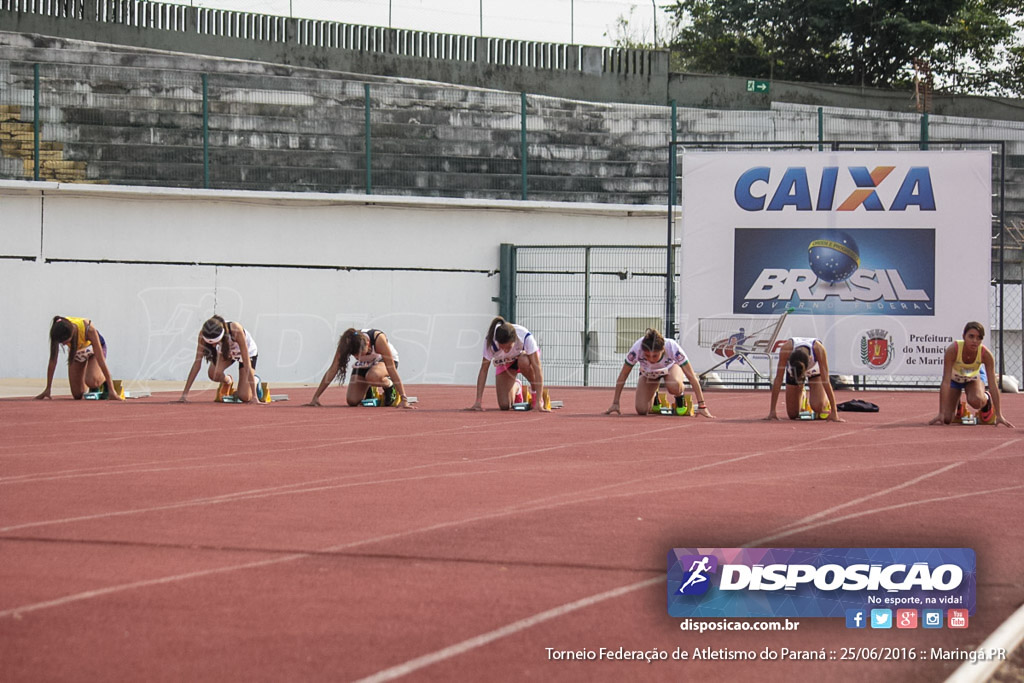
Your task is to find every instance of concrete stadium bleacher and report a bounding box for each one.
[0,32,674,202]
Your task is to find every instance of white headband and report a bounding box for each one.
[202,330,225,345]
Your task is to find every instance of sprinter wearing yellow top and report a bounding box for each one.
[35,316,122,400]
[929,322,1013,427]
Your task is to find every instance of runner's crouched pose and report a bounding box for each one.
[467,316,549,412]
[308,328,413,408]
[766,337,842,422]
[928,322,1013,427]
[179,316,259,403]
[35,316,122,401]
[605,328,712,417]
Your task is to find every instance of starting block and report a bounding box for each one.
[512,386,558,411]
[84,379,126,400]
[124,391,150,399]
[361,386,384,406]
[512,381,533,410]
[215,379,234,403]
[649,390,669,414]
[955,396,989,425]
[799,391,831,420]
[659,394,694,416]
[219,393,287,403]
[547,388,563,409]
[650,391,693,416]
[360,385,405,407]
[216,377,270,404]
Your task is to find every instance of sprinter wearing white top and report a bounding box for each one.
[606,328,713,417]
[308,327,413,408]
[179,316,259,403]
[468,316,548,412]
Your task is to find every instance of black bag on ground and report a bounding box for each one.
[837,399,879,412]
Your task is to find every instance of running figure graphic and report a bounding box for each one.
[679,556,713,593]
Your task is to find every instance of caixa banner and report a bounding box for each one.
[678,151,991,376]
[667,548,975,618]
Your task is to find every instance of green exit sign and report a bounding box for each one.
[746,79,770,93]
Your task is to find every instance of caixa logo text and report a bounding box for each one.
[716,563,964,592]
[734,166,935,211]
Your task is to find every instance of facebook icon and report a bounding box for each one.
[846,609,867,629]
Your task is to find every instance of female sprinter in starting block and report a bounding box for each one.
[605,328,713,417]
[765,337,843,422]
[179,316,259,403]
[35,316,123,401]
[928,322,1014,427]
[307,328,414,408]
[467,316,549,412]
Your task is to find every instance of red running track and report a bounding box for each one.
[1,386,1021,682]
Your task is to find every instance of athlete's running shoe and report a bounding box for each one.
[978,393,995,424]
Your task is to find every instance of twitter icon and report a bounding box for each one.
[870,609,893,629]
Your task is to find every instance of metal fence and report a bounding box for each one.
[0,59,675,202]
[508,246,675,387]
[2,51,1023,387]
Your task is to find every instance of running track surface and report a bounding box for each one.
[1,386,1021,682]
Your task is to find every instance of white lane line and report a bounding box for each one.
[352,483,1024,682]
[352,577,665,683]
[3,418,1019,683]
[749,484,1024,546]
[0,423,688,532]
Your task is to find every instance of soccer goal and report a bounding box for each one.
[697,307,793,384]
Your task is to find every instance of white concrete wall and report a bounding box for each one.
[0,181,667,384]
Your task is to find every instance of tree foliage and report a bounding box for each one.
[661,0,1024,96]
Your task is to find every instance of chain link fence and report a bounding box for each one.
[2,52,1022,386]
[0,59,675,202]
[511,246,674,387]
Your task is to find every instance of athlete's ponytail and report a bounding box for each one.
[335,328,366,383]
[486,316,516,348]
[48,316,76,366]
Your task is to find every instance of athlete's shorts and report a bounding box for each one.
[73,334,107,363]
[494,357,520,376]
[229,354,258,370]
[639,368,672,381]
[354,359,396,377]
[950,365,987,391]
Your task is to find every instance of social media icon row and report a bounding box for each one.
[845,608,968,629]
